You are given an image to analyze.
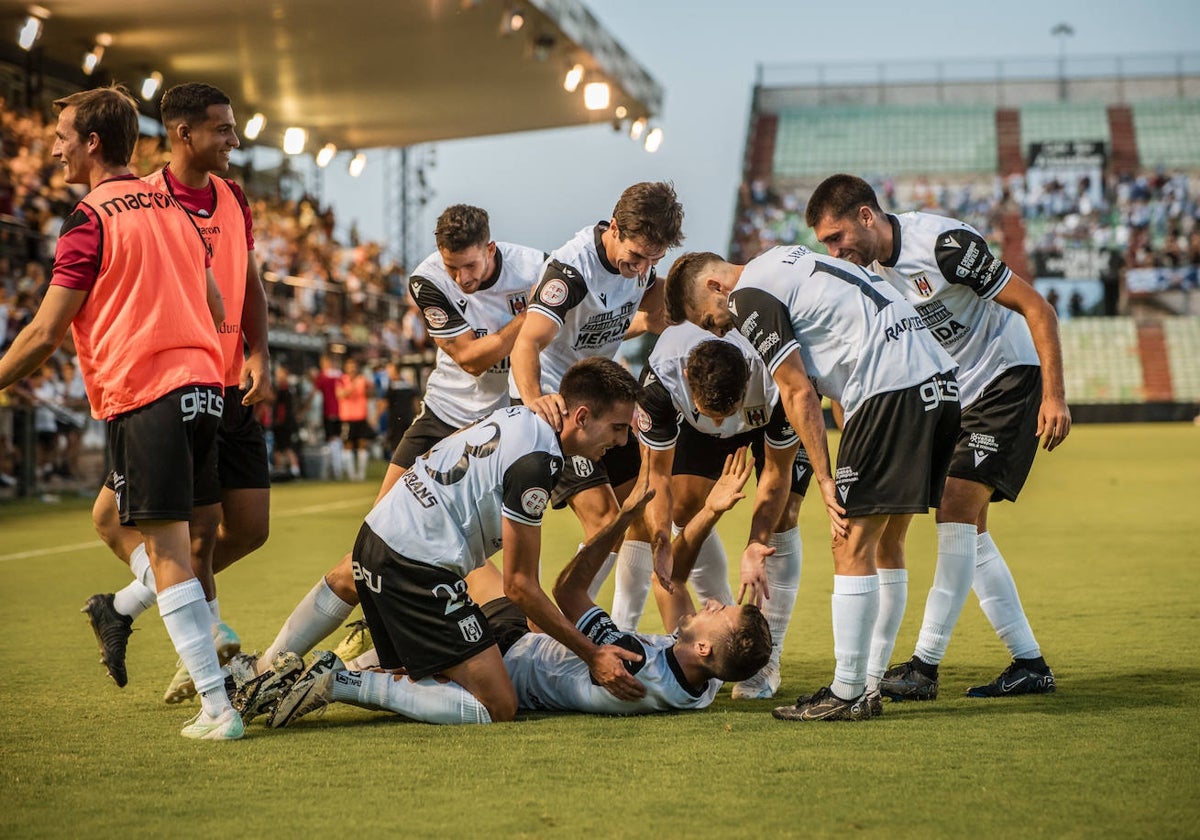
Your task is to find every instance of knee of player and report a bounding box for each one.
[326,553,359,602]
[480,687,517,723]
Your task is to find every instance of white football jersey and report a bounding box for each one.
[365,407,562,578]
[504,606,720,714]
[729,246,956,420]
[410,243,544,427]
[510,222,656,397]
[868,212,1039,407]
[638,320,795,449]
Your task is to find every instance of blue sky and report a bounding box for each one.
[322,0,1199,267]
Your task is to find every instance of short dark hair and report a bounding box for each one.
[613,182,685,252]
[804,174,883,229]
[559,357,639,417]
[664,251,724,325]
[159,83,231,131]
[435,204,490,253]
[686,340,747,417]
[711,604,772,682]
[53,86,139,167]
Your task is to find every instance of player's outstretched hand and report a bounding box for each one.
[591,645,647,701]
[818,477,848,540]
[529,392,567,432]
[706,448,753,514]
[1037,396,1071,451]
[737,541,775,608]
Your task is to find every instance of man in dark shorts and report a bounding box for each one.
[666,247,959,722]
[83,82,273,705]
[807,174,1068,699]
[0,86,240,739]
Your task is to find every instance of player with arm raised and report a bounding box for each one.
[666,247,959,721]
[807,174,1065,699]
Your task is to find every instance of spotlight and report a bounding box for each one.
[563,64,583,93]
[82,46,103,75]
[17,14,43,51]
[629,117,646,141]
[583,82,610,111]
[644,127,663,153]
[614,105,628,120]
[348,152,366,178]
[244,113,266,140]
[283,127,307,155]
[502,5,524,34]
[140,71,163,101]
[316,143,337,168]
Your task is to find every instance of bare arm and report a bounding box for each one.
[640,443,676,591]
[239,256,273,405]
[993,274,1071,451]
[206,267,226,328]
[436,311,527,376]
[510,311,565,429]
[736,439,798,605]
[0,286,87,391]
[626,281,667,339]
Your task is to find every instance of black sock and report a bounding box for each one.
[1015,656,1049,674]
[911,656,939,679]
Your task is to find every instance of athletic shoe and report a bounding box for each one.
[731,661,781,700]
[772,686,873,722]
[163,622,243,704]
[268,650,342,729]
[966,661,1056,698]
[81,593,133,688]
[331,619,373,665]
[880,659,939,701]
[231,651,305,722]
[865,688,884,717]
[180,708,245,741]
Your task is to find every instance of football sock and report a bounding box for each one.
[763,528,802,666]
[974,532,1042,660]
[158,578,229,716]
[259,577,355,669]
[867,567,908,692]
[335,670,492,724]
[830,574,879,701]
[585,551,617,602]
[113,543,157,619]
[687,527,734,606]
[356,448,368,482]
[207,598,221,625]
[328,438,344,479]
[610,540,653,631]
[344,648,380,670]
[913,522,977,666]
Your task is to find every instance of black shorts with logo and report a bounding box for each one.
[351,524,496,679]
[216,386,270,491]
[389,405,460,470]
[672,417,812,497]
[549,433,642,509]
[106,384,223,525]
[481,596,533,656]
[948,365,1042,502]
[834,373,960,518]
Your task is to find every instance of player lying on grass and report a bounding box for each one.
[266,451,770,725]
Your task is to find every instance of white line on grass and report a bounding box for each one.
[0,496,370,563]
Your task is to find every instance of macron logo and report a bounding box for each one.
[974,450,989,467]
[943,234,960,249]
[838,484,849,502]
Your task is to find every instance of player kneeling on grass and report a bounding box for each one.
[268,450,769,724]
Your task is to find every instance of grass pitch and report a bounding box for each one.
[1,423,1198,838]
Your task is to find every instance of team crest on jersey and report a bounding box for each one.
[571,456,594,477]
[521,487,549,517]
[507,292,528,316]
[458,614,484,643]
[541,279,569,306]
[743,405,767,427]
[910,272,933,298]
[424,307,449,329]
[636,407,653,433]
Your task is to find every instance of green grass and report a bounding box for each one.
[1,423,1198,838]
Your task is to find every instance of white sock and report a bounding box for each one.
[585,551,617,602]
[867,568,908,692]
[329,438,344,479]
[207,598,221,626]
[113,544,157,619]
[260,578,355,667]
[345,648,380,670]
[610,540,653,631]
[763,528,802,667]
[356,448,369,481]
[686,527,734,605]
[913,522,977,666]
[158,578,229,716]
[332,670,492,724]
[974,532,1041,659]
[830,574,879,701]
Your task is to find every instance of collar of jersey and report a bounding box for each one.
[880,213,903,268]
[593,221,621,275]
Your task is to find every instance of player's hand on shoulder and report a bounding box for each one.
[529,393,567,432]
[590,644,646,701]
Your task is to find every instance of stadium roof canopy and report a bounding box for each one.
[5,0,663,151]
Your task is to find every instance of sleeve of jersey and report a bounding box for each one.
[728,287,800,376]
[225,179,255,251]
[636,367,680,450]
[409,275,469,338]
[501,450,560,526]
[50,207,101,291]
[764,400,800,450]
[528,260,588,326]
[577,607,648,677]
[934,227,1012,300]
